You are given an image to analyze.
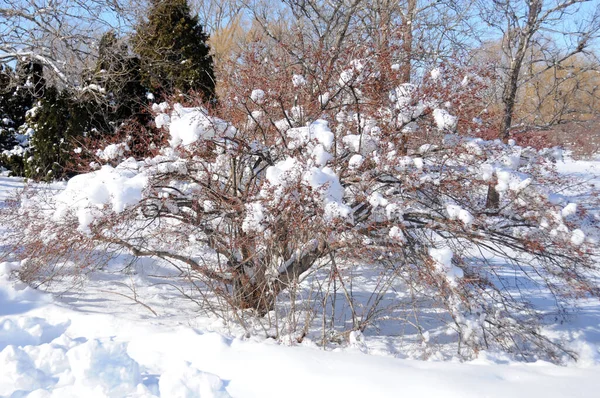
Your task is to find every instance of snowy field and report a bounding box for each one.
[1,156,600,398]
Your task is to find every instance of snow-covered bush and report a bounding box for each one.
[5,39,600,362]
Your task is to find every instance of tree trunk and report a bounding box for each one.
[487,62,521,210]
[232,276,276,316]
[230,242,326,315]
[399,0,416,83]
[485,180,500,210]
[500,61,522,143]
[489,0,539,209]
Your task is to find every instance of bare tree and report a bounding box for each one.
[0,0,133,88]
[475,0,600,141]
[241,0,476,84]
[191,0,244,34]
[351,0,477,83]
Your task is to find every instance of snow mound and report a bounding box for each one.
[159,362,231,398]
[157,104,236,147]
[0,345,54,395]
[432,108,457,131]
[65,340,142,396]
[250,89,265,104]
[96,142,129,161]
[52,161,148,232]
[429,247,463,285]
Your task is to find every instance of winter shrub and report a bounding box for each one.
[4,34,600,363]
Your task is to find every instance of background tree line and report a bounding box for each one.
[1,0,599,180]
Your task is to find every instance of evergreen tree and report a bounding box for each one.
[24,88,84,181]
[0,61,42,142]
[132,0,215,100]
[98,32,146,124]
[0,66,18,153]
[0,61,44,174]
[81,31,147,137]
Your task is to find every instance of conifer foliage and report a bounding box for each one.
[0,61,44,173]
[23,88,83,181]
[81,31,147,137]
[132,0,216,100]
[0,66,19,153]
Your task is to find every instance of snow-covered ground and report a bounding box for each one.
[1,156,600,398]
